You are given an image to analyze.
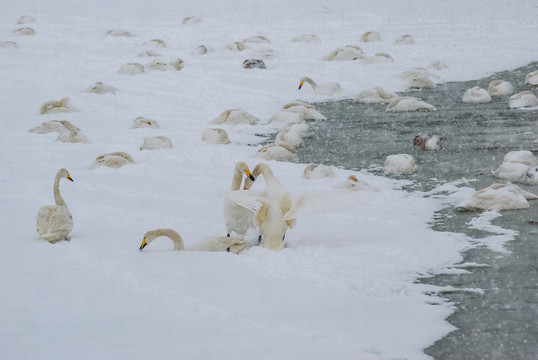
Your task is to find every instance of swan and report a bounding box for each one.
[395,34,414,44]
[91,152,134,169]
[275,123,311,149]
[462,86,492,103]
[255,143,297,162]
[224,161,256,237]
[243,35,270,44]
[386,97,437,112]
[117,63,145,75]
[509,91,538,109]
[488,80,513,96]
[146,59,184,71]
[356,87,398,104]
[140,136,172,150]
[202,128,231,144]
[298,76,342,96]
[302,164,335,179]
[132,116,160,129]
[427,61,448,71]
[143,39,167,48]
[458,183,537,211]
[36,168,74,243]
[400,68,434,89]
[139,229,248,254]
[494,150,537,179]
[282,103,326,120]
[243,58,266,69]
[17,15,36,24]
[269,110,304,125]
[84,81,117,94]
[362,53,394,64]
[39,97,79,114]
[212,109,260,125]
[413,132,441,151]
[12,27,35,36]
[520,166,538,185]
[323,45,363,61]
[225,41,246,52]
[290,34,320,43]
[182,16,202,25]
[384,154,418,174]
[0,41,19,48]
[525,70,538,87]
[105,29,135,37]
[335,175,377,191]
[360,31,381,42]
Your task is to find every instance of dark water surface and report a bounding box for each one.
[293,63,538,359]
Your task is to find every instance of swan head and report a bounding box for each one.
[523,166,538,184]
[138,230,161,251]
[59,168,74,182]
[298,81,304,90]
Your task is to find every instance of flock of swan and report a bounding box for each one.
[10,14,537,248]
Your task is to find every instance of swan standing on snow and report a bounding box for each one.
[224,161,256,237]
[139,229,248,254]
[298,77,342,96]
[36,168,74,243]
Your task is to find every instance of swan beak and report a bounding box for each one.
[245,170,255,182]
[298,81,304,90]
[67,172,74,182]
[139,238,147,251]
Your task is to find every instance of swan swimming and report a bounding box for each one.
[224,161,256,237]
[139,229,248,254]
[36,168,74,243]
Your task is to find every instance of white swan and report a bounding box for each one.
[202,128,231,144]
[84,81,117,94]
[91,152,134,169]
[39,97,79,114]
[509,91,538,109]
[323,45,363,61]
[139,229,248,254]
[132,116,160,129]
[335,175,377,191]
[458,183,537,211]
[386,97,437,112]
[462,86,492,103]
[488,80,513,97]
[282,103,326,120]
[290,34,320,43]
[360,31,381,42]
[36,168,74,243]
[525,70,538,87]
[117,63,145,75]
[384,154,418,174]
[275,123,311,149]
[302,164,335,179]
[395,34,414,44]
[520,166,538,185]
[356,87,398,104]
[140,136,172,150]
[298,76,342,96]
[494,150,537,179]
[224,161,256,237]
[255,143,297,162]
[400,68,434,89]
[211,109,260,125]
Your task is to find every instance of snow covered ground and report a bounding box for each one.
[1,1,537,359]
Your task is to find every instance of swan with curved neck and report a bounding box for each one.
[36,168,74,243]
[224,161,256,237]
[139,228,248,254]
[298,76,342,96]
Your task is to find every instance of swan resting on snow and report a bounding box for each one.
[139,229,248,254]
[140,136,172,150]
[202,128,231,144]
[298,76,342,96]
[458,183,537,211]
[36,168,74,243]
[212,109,260,125]
[40,97,79,114]
[224,161,256,237]
[302,164,335,179]
[91,152,134,169]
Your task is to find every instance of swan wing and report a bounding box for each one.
[284,189,362,220]
[221,190,268,214]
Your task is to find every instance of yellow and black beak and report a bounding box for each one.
[67,172,74,182]
[245,169,255,182]
[139,237,147,251]
[298,81,304,90]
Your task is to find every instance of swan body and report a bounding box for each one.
[362,52,394,64]
[400,68,434,89]
[356,87,399,104]
[509,91,538,109]
[146,59,184,71]
[13,27,35,36]
[525,70,538,87]
[143,39,167,48]
[395,34,414,44]
[202,128,231,144]
[384,154,418,174]
[275,123,311,149]
[323,45,363,61]
[17,15,36,24]
[140,136,172,150]
[255,143,297,162]
[29,120,88,143]
[117,63,145,75]
[494,150,537,179]
[91,152,134,169]
[298,76,342,96]
[0,41,19,48]
[413,132,441,151]
[488,80,513,96]
[39,97,79,114]
[243,35,270,44]
[139,229,248,254]
[212,109,260,125]
[335,175,377,192]
[36,168,74,243]
[302,164,335,179]
[427,61,448,71]
[282,104,326,120]
[360,31,381,42]
[105,29,135,37]
[463,86,492,103]
[269,110,304,125]
[386,97,437,112]
[290,34,320,43]
[520,166,538,185]
[84,81,117,94]
[225,41,246,52]
[182,16,202,25]
[224,161,256,237]
[458,183,537,211]
[132,116,160,129]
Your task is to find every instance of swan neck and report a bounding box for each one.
[155,229,185,250]
[302,77,317,89]
[53,171,66,206]
[231,164,244,190]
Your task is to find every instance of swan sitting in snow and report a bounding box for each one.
[298,76,342,96]
[132,116,160,129]
[91,152,134,169]
[290,34,320,43]
[39,97,79,114]
[520,166,538,185]
[275,123,311,149]
[282,103,326,120]
[413,132,441,151]
[395,34,414,44]
[462,86,492,103]
[488,80,513,97]
[386,97,437,112]
[356,87,398,104]
[458,183,537,211]
[117,63,145,75]
[140,136,172,150]
[84,81,117,94]
[202,128,231,144]
[323,45,363,61]
[302,164,335,179]
[509,91,538,109]
[269,110,304,126]
[360,31,381,42]
[335,175,377,191]
[212,109,260,125]
[139,229,248,254]
[494,150,537,180]
[384,154,418,174]
[224,161,256,237]
[36,168,74,243]
[525,70,538,87]
[400,68,434,89]
[29,120,89,143]
[255,143,297,162]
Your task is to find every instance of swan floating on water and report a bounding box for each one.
[509,91,538,109]
[139,229,248,254]
[462,86,492,103]
[494,150,537,180]
[224,161,256,237]
[458,183,538,211]
[520,166,538,185]
[386,97,437,112]
[356,87,398,104]
[298,76,342,96]
[275,122,311,149]
[384,154,418,174]
[36,168,74,243]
